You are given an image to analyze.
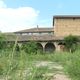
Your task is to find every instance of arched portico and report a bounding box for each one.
[57,42,65,51]
[45,42,55,52]
[18,41,64,53]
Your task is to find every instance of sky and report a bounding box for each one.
[0,0,80,32]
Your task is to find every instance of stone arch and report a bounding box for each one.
[58,42,65,45]
[58,42,65,51]
[45,42,55,52]
[37,43,43,51]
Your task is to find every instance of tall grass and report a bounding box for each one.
[50,51,80,80]
[0,43,80,80]
[64,51,80,80]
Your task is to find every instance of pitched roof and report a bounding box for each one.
[53,15,80,19]
[5,34,63,42]
[15,28,54,33]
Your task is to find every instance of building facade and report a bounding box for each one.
[53,15,80,37]
[6,15,80,52]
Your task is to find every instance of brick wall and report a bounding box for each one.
[54,18,80,36]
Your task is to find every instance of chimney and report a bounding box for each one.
[37,25,39,29]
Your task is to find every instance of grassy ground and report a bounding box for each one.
[0,50,80,80]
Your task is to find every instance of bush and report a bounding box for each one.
[21,41,38,54]
[64,35,79,53]
[6,42,15,50]
[0,33,7,50]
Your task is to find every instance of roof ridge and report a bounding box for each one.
[14,27,53,33]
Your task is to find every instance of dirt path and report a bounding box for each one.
[53,73,71,80]
[35,61,71,80]
[0,61,71,80]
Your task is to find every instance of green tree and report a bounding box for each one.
[64,35,78,53]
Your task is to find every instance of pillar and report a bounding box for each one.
[40,42,47,52]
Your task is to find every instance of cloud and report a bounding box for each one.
[0,1,39,32]
[0,0,6,8]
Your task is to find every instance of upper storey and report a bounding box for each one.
[14,28,54,35]
[53,15,80,37]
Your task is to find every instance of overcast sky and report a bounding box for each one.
[0,0,80,32]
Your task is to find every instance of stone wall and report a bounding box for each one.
[54,18,80,36]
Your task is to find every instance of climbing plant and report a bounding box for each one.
[64,35,79,53]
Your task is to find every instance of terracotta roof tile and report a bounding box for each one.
[5,34,63,42]
[15,28,54,33]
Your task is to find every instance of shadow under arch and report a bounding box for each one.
[37,43,43,52]
[58,42,65,45]
[45,42,55,53]
[58,42,65,51]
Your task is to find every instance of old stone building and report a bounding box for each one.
[53,15,80,36]
[6,15,80,52]
[14,28,59,52]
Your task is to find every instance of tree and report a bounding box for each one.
[64,35,79,53]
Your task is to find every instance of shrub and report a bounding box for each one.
[21,41,38,54]
[0,33,7,50]
[64,35,78,53]
[6,42,15,50]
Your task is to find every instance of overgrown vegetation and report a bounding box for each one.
[0,34,80,80]
[21,41,38,54]
[64,35,79,53]
[1,50,80,80]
